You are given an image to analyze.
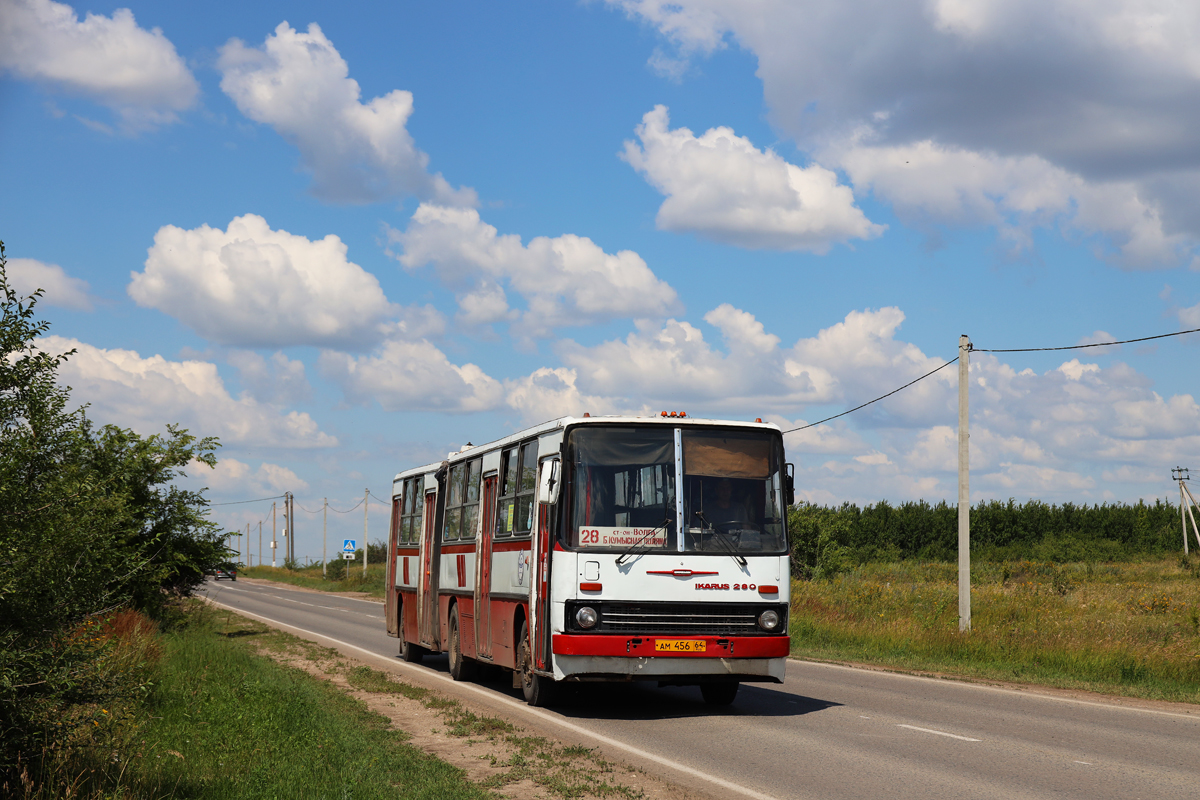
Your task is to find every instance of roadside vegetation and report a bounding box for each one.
[0,242,236,792]
[10,604,495,799]
[788,502,1200,702]
[241,549,388,598]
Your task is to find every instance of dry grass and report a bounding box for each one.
[790,556,1200,702]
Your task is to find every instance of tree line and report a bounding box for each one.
[0,241,228,782]
[789,497,1185,579]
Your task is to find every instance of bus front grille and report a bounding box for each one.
[567,601,784,636]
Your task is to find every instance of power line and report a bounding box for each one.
[295,497,365,515]
[209,494,285,506]
[368,490,391,506]
[782,358,959,434]
[974,325,1200,353]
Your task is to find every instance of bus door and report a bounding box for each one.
[385,495,402,636]
[474,474,498,659]
[417,490,440,649]
[528,459,557,671]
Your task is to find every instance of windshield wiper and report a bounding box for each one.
[693,511,747,567]
[615,515,672,566]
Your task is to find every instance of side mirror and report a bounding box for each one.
[785,463,795,507]
[537,458,561,505]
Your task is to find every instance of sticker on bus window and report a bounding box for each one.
[577,527,667,548]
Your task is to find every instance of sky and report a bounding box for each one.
[2,0,1199,562]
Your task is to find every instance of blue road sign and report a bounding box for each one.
[343,539,356,552]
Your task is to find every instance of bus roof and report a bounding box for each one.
[391,415,782,483]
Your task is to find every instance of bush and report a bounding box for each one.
[0,242,227,782]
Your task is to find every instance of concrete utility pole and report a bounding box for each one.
[245,523,250,566]
[271,501,277,568]
[1174,468,1200,555]
[363,488,369,578]
[322,497,328,580]
[258,520,262,568]
[289,492,296,565]
[958,334,971,633]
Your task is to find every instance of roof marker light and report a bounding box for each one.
[756,418,762,423]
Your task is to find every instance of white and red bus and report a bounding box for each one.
[385,413,794,706]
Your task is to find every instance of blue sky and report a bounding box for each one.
[3,0,1199,560]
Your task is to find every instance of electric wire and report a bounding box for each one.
[973,325,1200,353]
[294,497,365,515]
[782,358,959,434]
[208,494,285,506]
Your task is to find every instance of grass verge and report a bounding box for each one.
[14,603,489,799]
[241,562,387,598]
[791,556,1200,703]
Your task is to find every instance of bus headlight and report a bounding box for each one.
[757,609,780,631]
[576,606,599,629]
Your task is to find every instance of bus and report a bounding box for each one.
[385,412,793,707]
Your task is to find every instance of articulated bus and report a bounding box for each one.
[385,413,794,707]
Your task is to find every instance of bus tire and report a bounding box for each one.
[400,637,426,663]
[518,621,556,707]
[701,682,739,706]
[448,605,477,681]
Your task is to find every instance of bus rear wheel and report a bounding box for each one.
[448,605,477,681]
[700,682,739,706]
[518,621,556,707]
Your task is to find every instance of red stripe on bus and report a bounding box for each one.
[491,540,531,553]
[551,635,790,658]
[457,554,467,587]
[403,558,409,585]
[440,543,475,554]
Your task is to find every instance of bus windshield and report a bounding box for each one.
[566,425,787,555]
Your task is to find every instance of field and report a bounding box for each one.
[240,560,387,597]
[789,556,1200,703]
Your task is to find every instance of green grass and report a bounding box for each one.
[241,562,387,598]
[791,557,1200,703]
[21,606,490,800]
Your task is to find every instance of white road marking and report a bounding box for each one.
[798,660,1200,721]
[207,599,783,800]
[898,724,981,742]
[1074,761,1091,765]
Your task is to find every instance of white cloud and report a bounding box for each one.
[218,22,473,206]
[0,0,197,130]
[389,203,682,339]
[227,350,311,405]
[608,0,1200,266]
[621,106,883,252]
[196,457,309,494]
[6,257,93,309]
[830,138,1192,266]
[503,367,649,425]
[38,335,337,448]
[319,339,503,413]
[128,214,419,349]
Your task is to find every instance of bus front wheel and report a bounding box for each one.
[700,682,739,706]
[517,621,556,707]
[400,638,426,663]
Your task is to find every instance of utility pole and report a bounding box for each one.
[258,520,262,568]
[245,523,249,566]
[323,497,328,580]
[289,491,296,565]
[271,501,277,568]
[1174,468,1200,554]
[363,488,369,578]
[958,334,971,633]
[282,492,290,568]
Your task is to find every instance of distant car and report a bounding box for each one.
[210,563,237,581]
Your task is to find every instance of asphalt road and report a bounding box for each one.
[200,579,1200,800]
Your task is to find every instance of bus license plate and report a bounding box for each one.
[655,639,706,653]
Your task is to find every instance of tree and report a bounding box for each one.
[0,241,228,776]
